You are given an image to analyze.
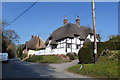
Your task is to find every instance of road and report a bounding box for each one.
[2,58,90,79]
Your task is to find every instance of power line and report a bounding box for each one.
[7,0,39,26]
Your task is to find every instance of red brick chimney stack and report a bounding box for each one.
[64,16,68,25]
[76,16,80,26]
[32,35,34,38]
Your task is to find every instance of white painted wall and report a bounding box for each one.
[28,34,99,56]
[87,34,99,42]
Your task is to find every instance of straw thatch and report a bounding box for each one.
[45,23,94,45]
[26,36,45,49]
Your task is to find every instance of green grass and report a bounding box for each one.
[68,50,119,78]
[25,55,70,63]
[74,55,78,60]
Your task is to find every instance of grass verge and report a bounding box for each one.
[25,55,71,63]
[68,50,119,79]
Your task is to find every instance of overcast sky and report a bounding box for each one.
[2,2,118,44]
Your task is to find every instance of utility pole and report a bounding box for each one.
[92,0,97,64]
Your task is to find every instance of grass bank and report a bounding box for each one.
[68,50,119,79]
[25,55,71,63]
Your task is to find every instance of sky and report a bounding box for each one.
[2,2,118,44]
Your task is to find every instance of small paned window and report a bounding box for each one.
[76,44,79,49]
[67,43,71,48]
[90,34,92,39]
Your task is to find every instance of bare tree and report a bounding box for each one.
[2,21,20,58]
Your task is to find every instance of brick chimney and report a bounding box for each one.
[32,35,34,38]
[36,35,39,37]
[63,16,68,25]
[76,16,80,26]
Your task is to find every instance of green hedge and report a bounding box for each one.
[21,53,27,60]
[78,42,120,63]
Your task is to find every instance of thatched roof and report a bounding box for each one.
[26,36,45,49]
[45,23,94,45]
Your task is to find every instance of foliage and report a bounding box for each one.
[74,55,78,60]
[21,54,27,60]
[3,29,20,43]
[7,43,16,58]
[96,34,101,41]
[66,52,75,60]
[68,50,119,78]
[16,44,24,58]
[107,35,120,42]
[2,21,20,58]
[66,52,78,60]
[78,42,94,63]
[78,42,120,63]
[26,55,70,63]
[2,34,10,53]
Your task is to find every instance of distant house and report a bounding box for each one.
[44,16,99,55]
[23,35,45,54]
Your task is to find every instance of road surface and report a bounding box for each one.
[2,58,90,79]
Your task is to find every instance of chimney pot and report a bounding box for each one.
[63,16,68,25]
[77,16,79,19]
[36,35,39,38]
[65,16,67,19]
[76,16,80,26]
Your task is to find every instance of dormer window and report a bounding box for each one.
[90,34,92,39]
[49,37,53,43]
[74,34,79,38]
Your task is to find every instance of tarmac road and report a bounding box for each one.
[2,58,91,79]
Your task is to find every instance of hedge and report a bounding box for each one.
[21,53,27,60]
[78,42,120,63]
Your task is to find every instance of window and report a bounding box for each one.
[51,45,57,49]
[76,44,79,49]
[90,34,92,39]
[67,43,71,48]
[49,37,53,43]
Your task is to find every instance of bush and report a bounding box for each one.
[78,42,120,63]
[68,51,119,78]
[66,52,75,60]
[21,54,27,60]
[16,44,24,58]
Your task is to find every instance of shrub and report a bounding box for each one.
[66,52,75,60]
[21,53,27,60]
[78,42,120,63]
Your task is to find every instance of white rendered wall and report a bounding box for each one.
[30,34,99,56]
[87,34,99,42]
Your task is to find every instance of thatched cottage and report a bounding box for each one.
[44,16,99,55]
[23,35,45,54]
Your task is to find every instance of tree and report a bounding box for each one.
[7,43,16,58]
[2,34,10,52]
[3,29,20,43]
[2,21,20,58]
[16,44,24,58]
[96,34,101,41]
[107,35,120,42]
